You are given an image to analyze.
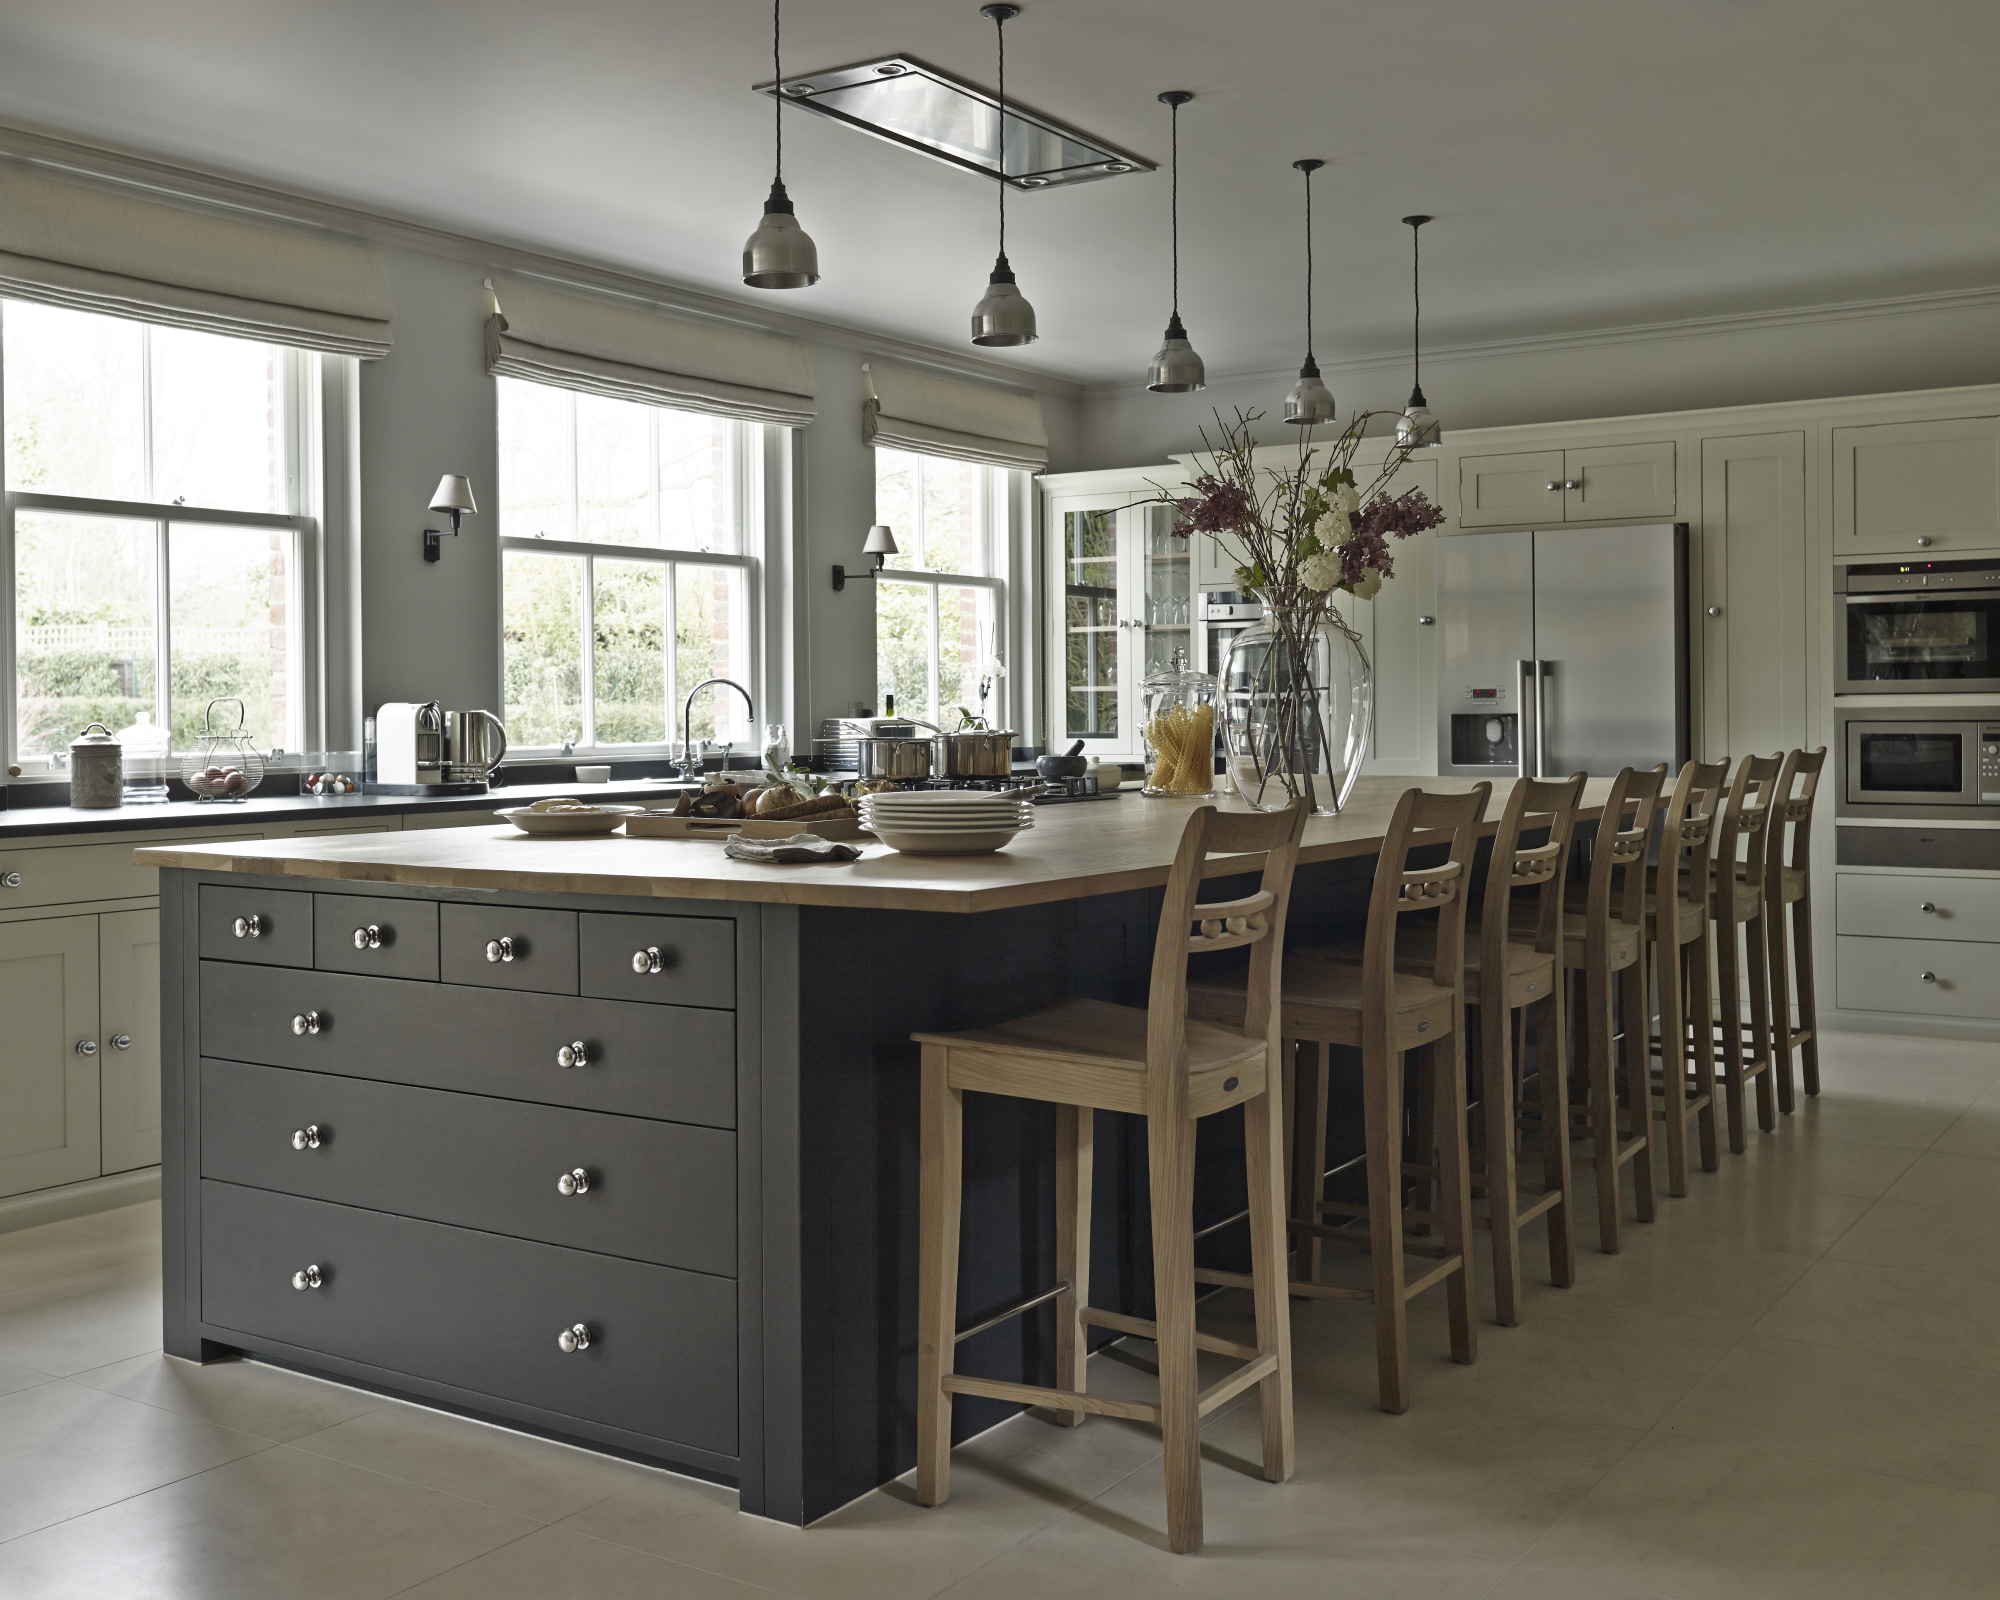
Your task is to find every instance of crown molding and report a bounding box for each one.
[1081,280,2000,402]
[0,117,1084,403]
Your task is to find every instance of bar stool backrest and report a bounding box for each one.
[1714,752,1784,917]
[1590,763,1670,938]
[1484,775,1587,966]
[1662,759,1731,913]
[1358,784,1492,1018]
[1774,746,1828,875]
[1153,800,1310,1115]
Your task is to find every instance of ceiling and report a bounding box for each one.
[2,0,1998,388]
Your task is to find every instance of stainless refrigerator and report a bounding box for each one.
[1437,523,1689,778]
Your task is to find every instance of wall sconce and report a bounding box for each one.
[832,523,898,590]
[422,475,478,562]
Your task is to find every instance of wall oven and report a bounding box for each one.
[1837,703,2000,820]
[1836,558,2000,693]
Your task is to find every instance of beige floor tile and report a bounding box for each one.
[290,1398,667,1523]
[0,1443,536,1600]
[70,1350,385,1442]
[1632,1168,1879,1258]
[1783,1092,1962,1151]
[1659,1333,2000,1496]
[0,1213,157,1294]
[1829,1196,2000,1283]
[1881,1150,2000,1215]
[1484,1567,1669,1600]
[393,1524,800,1600]
[0,1352,55,1393]
[1808,1058,1997,1111]
[1752,1256,2000,1373]
[1523,1431,2000,1600]
[1813,1031,2000,1084]
[55,1197,164,1243]
[0,1259,164,1376]
[1933,1094,2000,1161]
[1502,1234,1814,1332]
[0,1378,271,1543]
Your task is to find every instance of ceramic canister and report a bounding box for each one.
[68,722,124,808]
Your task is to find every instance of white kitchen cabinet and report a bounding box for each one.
[1837,873,2000,943]
[97,909,161,1175]
[0,915,101,1199]
[1332,455,1439,775]
[1699,431,1807,764]
[1833,416,2000,554]
[1837,933,2000,1020]
[1458,441,1676,528]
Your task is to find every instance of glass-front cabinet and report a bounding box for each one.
[1048,491,1192,761]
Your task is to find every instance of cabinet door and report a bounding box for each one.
[1833,417,2000,554]
[99,909,161,1175]
[1565,440,1676,521]
[0,916,100,1198]
[1339,455,1439,774]
[1458,450,1565,528]
[1699,432,1806,764]
[1052,499,1130,754]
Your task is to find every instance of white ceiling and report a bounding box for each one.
[3,0,1998,387]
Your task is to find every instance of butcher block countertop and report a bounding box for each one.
[133,775,1614,914]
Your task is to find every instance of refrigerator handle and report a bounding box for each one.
[1534,660,1554,779]
[1517,659,1536,779]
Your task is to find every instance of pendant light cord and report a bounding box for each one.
[994,7,1008,263]
[1302,163,1315,364]
[1169,100,1180,318]
[772,0,783,185]
[1411,219,1421,390]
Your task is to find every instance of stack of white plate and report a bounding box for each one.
[858,790,1037,856]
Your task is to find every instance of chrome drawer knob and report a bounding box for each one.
[556,1040,590,1069]
[292,1125,322,1151]
[111,1034,132,1051]
[557,1322,592,1354]
[292,1011,323,1036]
[1920,970,1938,983]
[632,946,663,974]
[556,1167,591,1197]
[1919,902,1938,913]
[234,914,263,939]
[75,1038,98,1057]
[1563,479,1581,491]
[1,871,20,888]
[1916,536,1934,548]
[1545,481,1561,492]
[486,936,516,963]
[291,1265,323,1291]
[353,924,382,950]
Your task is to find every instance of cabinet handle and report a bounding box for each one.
[632,946,664,974]
[1919,901,1938,913]
[291,1011,323,1036]
[1920,971,1938,983]
[486,936,516,963]
[1417,615,1435,626]
[291,1264,324,1291]
[1706,606,1723,618]
[75,1038,98,1057]
[1916,536,1934,548]
[1545,481,1561,492]
[556,1040,590,1069]
[353,925,382,950]
[111,1034,132,1051]
[233,914,263,939]
[556,1167,591,1197]
[1563,479,1581,491]
[557,1323,592,1354]
[1,871,19,888]
[292,1125,322,1151]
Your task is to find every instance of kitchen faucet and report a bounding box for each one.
[680,678,754,779]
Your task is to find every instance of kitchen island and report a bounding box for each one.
[137,776,1607,1525]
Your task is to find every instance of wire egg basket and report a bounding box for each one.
[180,698,266,802]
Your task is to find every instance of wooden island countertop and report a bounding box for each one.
[134,775,1613,914]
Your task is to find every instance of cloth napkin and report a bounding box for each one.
[723,832,864,865]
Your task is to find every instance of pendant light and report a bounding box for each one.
[970,3,1037,347]
[1282,158,1335,425]
[1146,91,1205,392]
[1395,214,1442,448]
[742,0,820,289]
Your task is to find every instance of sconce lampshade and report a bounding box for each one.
[862,524,899,558]
[430,475,477,516]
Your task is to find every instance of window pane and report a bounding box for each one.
[576,392,654,546]
[503,551,584,747]
[877,579,933,723]
[875,449,918,566]
[496,377,573,541]
[168,523,292,753]
[3,301,145,500]
[14,512,157,759]
[1064,509,1119,740]
[593,560,666,746]
[659,409,732,553]
[149,326,287,514]
[676,566,748,745]
[919,455,982,575]
[936,584,992,727]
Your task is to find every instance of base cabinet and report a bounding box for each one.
[0,916,100,1198]
[99,909,162,1174]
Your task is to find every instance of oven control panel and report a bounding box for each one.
[1983,726,2000,804]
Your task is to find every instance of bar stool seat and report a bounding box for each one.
[1262,951,1457,1045]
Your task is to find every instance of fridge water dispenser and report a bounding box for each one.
[1450,713,1518,767]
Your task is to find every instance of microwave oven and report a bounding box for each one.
[1836,558,2000,693]
[1837,704,2000,819]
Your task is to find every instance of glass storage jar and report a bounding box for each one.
[1140,647,1218,798]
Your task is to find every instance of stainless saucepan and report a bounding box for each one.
[854,737,935,781]
[939,729,1017,778]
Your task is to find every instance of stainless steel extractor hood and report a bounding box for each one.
[755,56,1153,190]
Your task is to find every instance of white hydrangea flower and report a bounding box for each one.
[1349,567,1384,601]
[1334,484,1362,519]
[1299,551,1341,592]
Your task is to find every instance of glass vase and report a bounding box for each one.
[1218,603,1372,816]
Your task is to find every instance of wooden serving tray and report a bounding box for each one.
[624,812,865,842]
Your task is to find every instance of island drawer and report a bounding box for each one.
[440,904,578,994]
[199,963,737,1128]
[580,912,735,1009]
[313,895,440,980]
[199,886,314,967]
[200,1180,737,1457]
[201,1059,736,1276]
[1836,934,2000,1019]
[1836,873,2000,944]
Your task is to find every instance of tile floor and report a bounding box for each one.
[2,1029,1998,1598]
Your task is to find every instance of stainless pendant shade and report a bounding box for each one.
[743,180,820,289]
[1283,158,1331,426]
[1145,90,1204,393]
[1396,388,1441,449]
[1395,214,1441,446]
[972,255,1037,346]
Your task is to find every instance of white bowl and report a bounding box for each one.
[867,824,1024,855]
[497,805,640,835]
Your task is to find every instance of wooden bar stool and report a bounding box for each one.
[1763,748,1827,1110]
[1646,759,1728,1193]
[913,800,1308,1557]
[1515,764,1668,1252]
[1702,753,1783,1151]
[1187,784,1489,1414]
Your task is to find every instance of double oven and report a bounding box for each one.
[1836,558,2000,822]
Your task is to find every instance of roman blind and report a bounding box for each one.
[0,164,393,358]
[485,276,817,427]
[863,364,1047,471]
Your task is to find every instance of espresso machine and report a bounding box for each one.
[367,702,508,794]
